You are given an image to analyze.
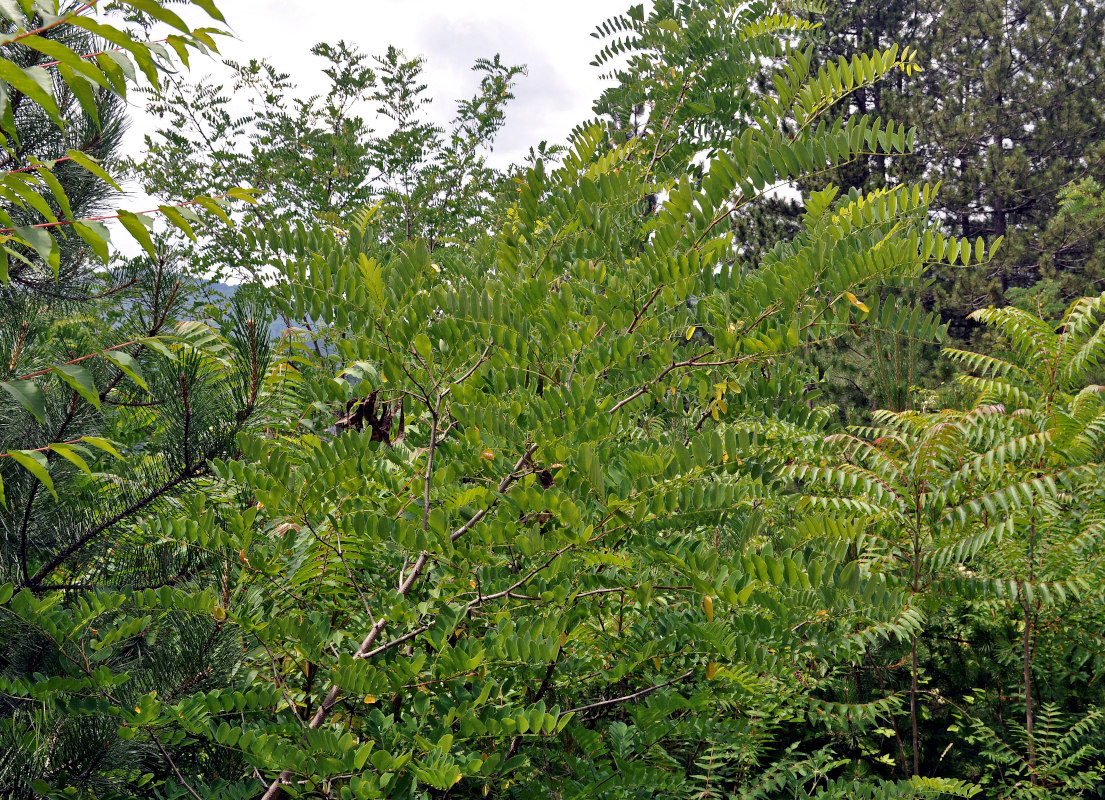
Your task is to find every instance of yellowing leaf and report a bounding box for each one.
[702,595,714,622]
[844,291,869,313]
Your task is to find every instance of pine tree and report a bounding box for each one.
[0,4,278,798]
[812,0,1105,334]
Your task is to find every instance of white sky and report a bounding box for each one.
[126,0,636,177]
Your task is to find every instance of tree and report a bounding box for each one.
[811,0,1105,332]
[132,41,525,284]
[943,296,1105,794]
[93,4,1002,797]
[795,295,1105,789]
[0,3,279,798]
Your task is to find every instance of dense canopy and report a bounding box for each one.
[2,2,1105,799]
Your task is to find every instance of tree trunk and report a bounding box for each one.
[1023,598,1037,780]
[1024,517,1038,782]
[911,633,920,776]
[911,531,921,777]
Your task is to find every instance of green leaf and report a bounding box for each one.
[116,210,157,258]
[0,61,60,127]
[51,363,101,410]
[94,52,128,96]
[101,350,148,392]
[57,63,101,127]
[16,225,60,277]
[6,174,59,222]
[119,0,192,33]
[225,186,260,204]
[48,443,91,475]
[1,379,45,422]
[158,204,197,241]
[139,336,176,360]
[189,0,227,23]
[65,150,122,192]
[81,437,124,460]
[71,221,111,264]
[33,162,74,221]
[193,195,232,224]
[7,449,56,500]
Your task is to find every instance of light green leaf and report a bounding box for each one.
[33,162,74,221]
[65,150,122,191]
[49,443,91,475]
[0,60,60,126]
[57,63,101,127]
[6,174,58,222]
[16,225,60,277]
[225,186,260,204]
[119,0,191,33]
[7,449,56,500]
[158,204,197,241]
[189,0,227,23]
[71,221,111,264]
[139,336,176,360]
[81,437,124,460]
[116,210,157,258]
[193,195,232,224]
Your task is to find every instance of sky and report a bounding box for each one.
[125,0,636,174]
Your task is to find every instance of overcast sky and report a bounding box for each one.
[126,0,635,173]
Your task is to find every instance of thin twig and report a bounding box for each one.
[149,730,204,800]
[564,670,695,716]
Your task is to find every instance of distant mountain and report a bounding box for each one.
[198,281,291,341]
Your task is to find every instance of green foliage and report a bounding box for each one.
[0,3,292,799]
[4,1,1105,799]
[131,40,525,283]
[128,4,1007,798]
[806,0,1105,334]
[0,0,232,279]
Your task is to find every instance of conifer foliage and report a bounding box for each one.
[0,3,277,798]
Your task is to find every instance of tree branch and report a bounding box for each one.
[564,669,695,717]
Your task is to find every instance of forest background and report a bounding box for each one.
[3,1,1105,799]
